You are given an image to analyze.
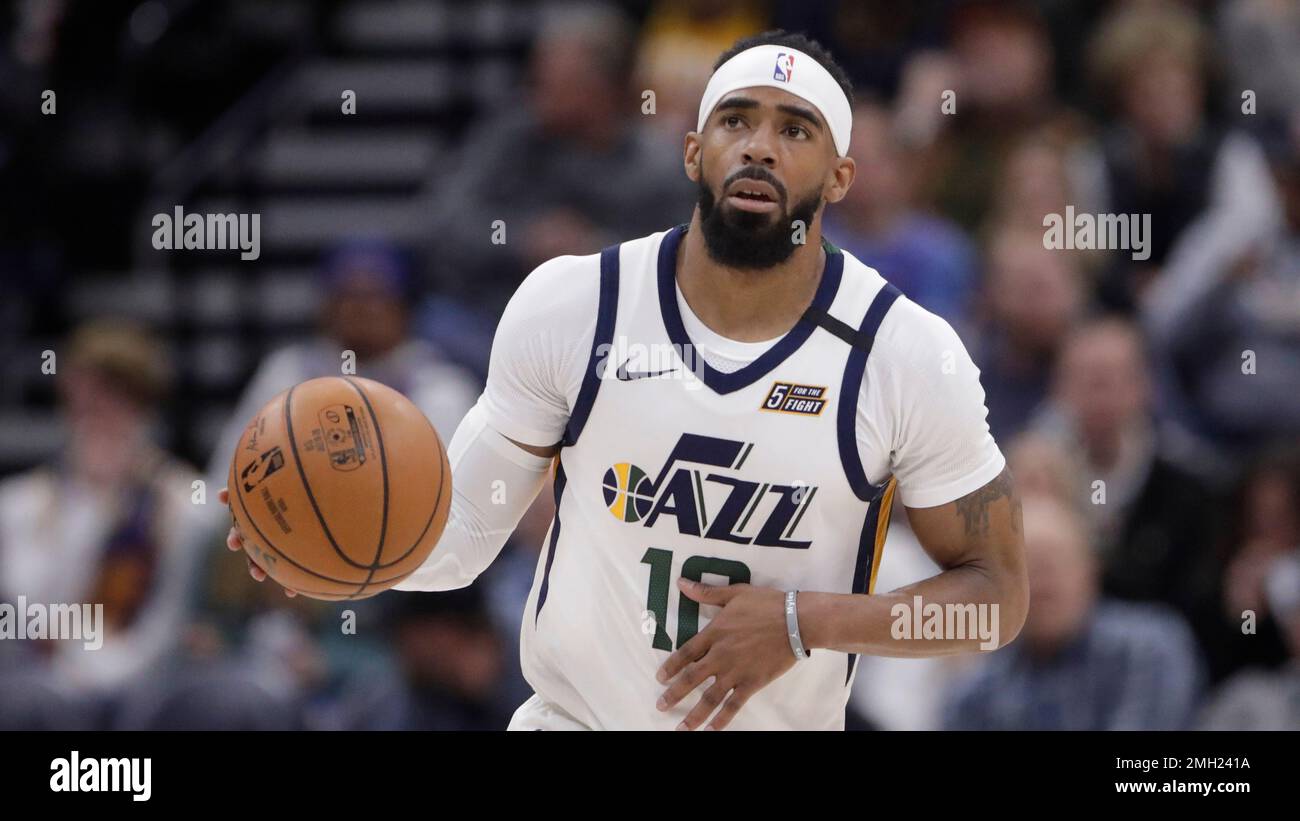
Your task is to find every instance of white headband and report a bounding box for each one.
[697,44,852,157]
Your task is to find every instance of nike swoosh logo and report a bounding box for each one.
[615,359,677,381]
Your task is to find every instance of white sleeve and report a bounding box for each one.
[391,402,553,591]
[862,298,1006,509]
[478,253,599,447]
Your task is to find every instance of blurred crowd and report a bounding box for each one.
[2,0,1299,730]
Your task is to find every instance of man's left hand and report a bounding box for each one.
[654,578,796,730]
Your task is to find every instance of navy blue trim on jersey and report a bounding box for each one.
[845,481,890,684]
[534,461,568,624]
[562,244,621,447]
[836,282,903,501]
[656,223,844,395]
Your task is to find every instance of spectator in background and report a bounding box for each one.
[1200,549,1300,730]
[0,1,298,271]
[0,320,207,705]
[425,2,696,321]
[988,133,1075,233]
[969,224,1085,443]
[1218,0,1300,126]
[187,563,390,731]
[1004,430,1089,512]
[904,1,1088,232]
[634,0,768,140]
[327,588,509,730]
[943,494,1203,730]
[112,650,305,731]
[1200,447,1300,683]
[0,667,99,730]
[1086,1,1281,313]
[770,0,943,101]
[1031,317,1225,629]
[987,129,1108,273]
[206,239,478,492]
[823,102,978,334]
[1142,116,1300,451]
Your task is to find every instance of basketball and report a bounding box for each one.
[227,376,451,600]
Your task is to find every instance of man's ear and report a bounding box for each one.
[823,156,856,204]
[684,132,702,183]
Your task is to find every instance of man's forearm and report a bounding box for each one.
[799,561,1025,657]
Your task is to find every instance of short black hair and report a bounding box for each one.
[712,30,854,108]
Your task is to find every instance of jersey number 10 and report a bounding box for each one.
[640,548,752,650]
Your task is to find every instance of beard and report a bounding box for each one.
[696,163,824,269]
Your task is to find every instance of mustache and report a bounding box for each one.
[721,166,788,203]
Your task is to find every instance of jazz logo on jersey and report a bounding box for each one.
[760,382,827,416]
[602,462,655,523]
[773,52,795,83]
[602,433,818,548]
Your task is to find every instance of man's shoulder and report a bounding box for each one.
[511,226,678,307]
[839,250,968,367]
[836,247,887,289]
[507,251,603,316]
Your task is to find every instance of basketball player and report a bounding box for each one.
[224,31,1028,730]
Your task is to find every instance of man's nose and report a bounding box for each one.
[740,125,779,167]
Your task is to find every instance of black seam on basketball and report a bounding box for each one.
[339,380,448,571]
[342,377,391,595]
[370,414,446,569]
[279,585,370,599]
[283,382,372,570]
[232,464,376,587]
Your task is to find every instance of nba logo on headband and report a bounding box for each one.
[773,53,794,83]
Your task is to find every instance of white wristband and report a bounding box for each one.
[785,590,811,660]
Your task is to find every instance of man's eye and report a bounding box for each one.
[786,125,808,138]
[724,115,743,127]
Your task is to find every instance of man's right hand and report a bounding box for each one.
[218,487,297,598]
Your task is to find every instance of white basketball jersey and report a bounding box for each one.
[518,224,904,730]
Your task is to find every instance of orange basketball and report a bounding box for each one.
[227,376,451,600]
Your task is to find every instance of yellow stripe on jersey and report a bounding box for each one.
[867,476,898,595]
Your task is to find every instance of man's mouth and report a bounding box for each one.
[725,179,781,213]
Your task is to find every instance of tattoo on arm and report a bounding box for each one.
[953,467,1020,541]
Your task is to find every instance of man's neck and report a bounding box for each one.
[676,210,827,343]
